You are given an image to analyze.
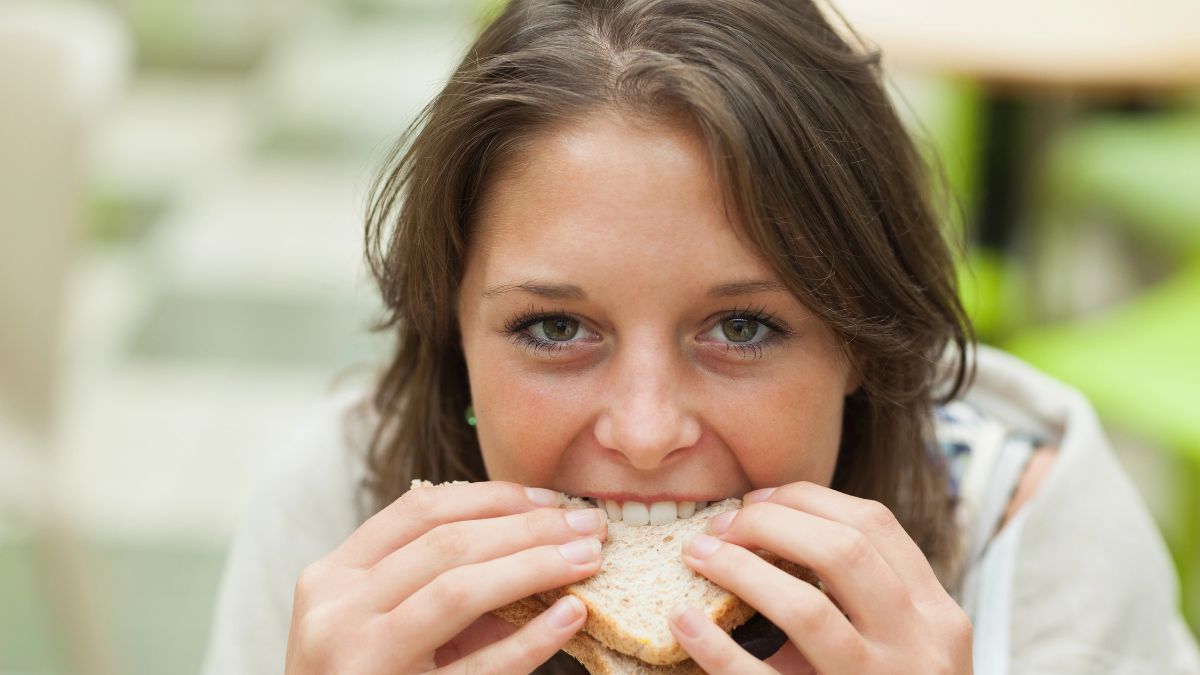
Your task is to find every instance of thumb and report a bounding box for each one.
[434,613,519,667]
[764,640,817,675]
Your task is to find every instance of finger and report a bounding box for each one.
[388,538,603,653]
[668,605,776,675]
[763,641,817,675]
[682,533,864,675]
[434,614,518,667]
[334,481,561,568]
[711,501,907,634]
[745,482,945,603]
[441,596,587,675]
[362,507,606,611]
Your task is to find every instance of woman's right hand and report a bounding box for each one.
[284,481,607,674]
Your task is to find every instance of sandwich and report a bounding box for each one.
[412,482,818,673]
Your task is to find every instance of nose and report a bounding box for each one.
[593,347,702,470]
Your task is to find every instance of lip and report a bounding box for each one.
[574,491,736,504]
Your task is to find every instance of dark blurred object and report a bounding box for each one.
[731,612,789,660]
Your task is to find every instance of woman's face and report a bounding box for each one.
[457,112,858,515]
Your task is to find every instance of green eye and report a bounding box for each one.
[721,317,759,343]
[540,317,579,341]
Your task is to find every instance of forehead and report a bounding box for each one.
[468,113,777,289]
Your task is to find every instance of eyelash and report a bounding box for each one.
[501,303,792,360]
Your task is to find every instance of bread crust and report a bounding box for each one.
[493,598,705,675]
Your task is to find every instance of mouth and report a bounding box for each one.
[571,494,734,525]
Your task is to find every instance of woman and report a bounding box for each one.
[203,1,1200,673]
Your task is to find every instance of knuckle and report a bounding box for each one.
[488,480,529,509]
[529,545,570,578]
[496,480,527,499]
[831,627,868,666]
[295,603,344,650]
[827,528,873,570]
[507,626,540,660]
[525,508,557,541]
[858,499,898,534]
[735,502,772,532]
[944,604,974,642]
[894,589,918,618]
[783,481,819,502]
[783,596,833,636]
[426,524,471,562]
[506,623,555,669]
[789,480,818,496]
[427,570,472,609]
[398,485,438,517]
[523,512,541,543]
[360,614,423,670]
[294,561,329,601]
[854,643,887,673]
[707,645,739,673]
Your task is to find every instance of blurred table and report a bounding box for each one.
[826,0,1200,252]
[827,0,1200,91]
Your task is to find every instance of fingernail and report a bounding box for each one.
[559,538,602,564]
[744,487,776,504]
[565,508,604,535]
[707,510,736,535]
[669,605,705,638]
[684,532,721,559]
[546,596,584,628]
[526,487,560,507]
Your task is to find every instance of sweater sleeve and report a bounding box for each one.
[1004,401,1200,674]
[200,385,372,675]
[961,347,1200,674]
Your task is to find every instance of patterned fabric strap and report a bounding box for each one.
[935,401,1042,575]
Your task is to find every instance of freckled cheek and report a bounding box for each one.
[717,377,845,488]
[474,360,591,482]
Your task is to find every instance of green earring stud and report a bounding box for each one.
[465,404,476,427]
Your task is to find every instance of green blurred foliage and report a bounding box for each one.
[99,0,268,71]
[0,539,68,674]
[85,185,169,246]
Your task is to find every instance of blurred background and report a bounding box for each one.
[0,0,1197,673]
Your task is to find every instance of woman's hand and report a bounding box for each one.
[668,482,972,674]
[284,481,606,675]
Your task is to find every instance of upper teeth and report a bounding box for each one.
[594,499,708,525]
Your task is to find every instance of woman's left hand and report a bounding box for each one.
[669,482,973,675]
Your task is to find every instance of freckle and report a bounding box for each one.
[662,535,674,543]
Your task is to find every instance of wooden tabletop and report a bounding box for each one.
[822,0,1200,91]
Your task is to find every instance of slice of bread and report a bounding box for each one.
[535,499,763,666]
[408,481,818,672]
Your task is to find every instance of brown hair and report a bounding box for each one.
[362,0,973,586]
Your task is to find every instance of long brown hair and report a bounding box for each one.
[362,0,973,586]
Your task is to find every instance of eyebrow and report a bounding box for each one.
[480,278,791,300]
[705,279,791,298]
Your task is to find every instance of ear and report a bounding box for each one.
[843,366,862,396]
[839,347,862,396]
